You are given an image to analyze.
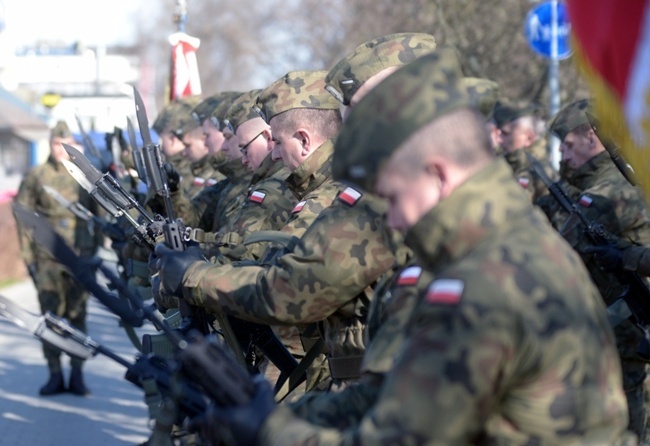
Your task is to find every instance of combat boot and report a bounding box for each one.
[39,371,66,396]
[68,366,90,396]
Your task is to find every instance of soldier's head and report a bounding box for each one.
[333,48,493,232]
[463,77,501,152]
[494,99,545,154]
[550,98,605,171]
[255,70,342,171]
[49,120,76,163]
[224,89,272,170]
[194,91,241,157]
[152,96,200,158]
[326,32,437,121]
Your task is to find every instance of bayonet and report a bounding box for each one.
[75,115,103,166]
[61,159,95,194]
[110,127,126,179]
[133,87,153,146]
[43,185,94,221]
[127,117,148,184]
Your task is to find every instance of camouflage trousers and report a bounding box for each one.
[34,259,88,371]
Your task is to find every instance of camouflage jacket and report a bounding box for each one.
[15,157,102,264]
[185,153,227,198]
[259,159,631,445]
[166,151,194,197]
[503,137,559,203]
[221,153,295,260]
[536,151,650,362]
[182,189,398,361]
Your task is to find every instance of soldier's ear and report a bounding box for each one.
[295,129,311,154]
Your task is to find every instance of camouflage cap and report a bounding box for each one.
[208,91,245,130]
[333,47,469,191]
[51,120,72,139]
[492,99,543,128]
[223,89,262,133]
[152,96,201,136]
[549,98,592,141]
[462,77,499,120]
[325,32,437,106]
[254,70,340,123]
[192,91,241,125]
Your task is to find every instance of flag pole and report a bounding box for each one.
[548,0,562,169]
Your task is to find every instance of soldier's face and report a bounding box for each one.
[375,159,442,232]
[270,120,307,171]
[50,136,76,162]
[221,128,242,161]
[182,128,208,162]
[560,130,595,170]
[237,120,272,171]
[500,120,535,153]
[202,120,225,156]
[160,131,185,158]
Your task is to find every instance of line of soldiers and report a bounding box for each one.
[14,31,650,445]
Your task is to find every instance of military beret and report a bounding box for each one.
[192,91,241,125]
[51,120,72,139]
[462,77,500,120]
[549,98,592,141]
[325,32,437,106]
[223,89,262,133]
[152,96,201,136]
[492,99,543,128]
[254,70,340,123]
[333,47,469,192]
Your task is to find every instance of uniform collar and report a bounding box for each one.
[567,151,613,190]
[285,139,334,198]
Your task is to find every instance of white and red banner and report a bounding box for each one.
[567,0,650,198]
[168,31,202,101]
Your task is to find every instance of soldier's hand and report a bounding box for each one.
[163,162,180,192]
[154,243,205,298]
[186,374,275,446]
[584,244,624,271]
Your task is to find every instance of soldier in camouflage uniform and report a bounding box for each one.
[152,96,201,196]
[187,47,633,446]
[14,121,102,396]
[494,99,560,201]
[536,98,650,441]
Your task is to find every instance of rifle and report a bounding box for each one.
[127,116,149,187]
[75,115,105,171]
[527,152,650,329]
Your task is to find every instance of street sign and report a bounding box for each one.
[525,1,572,59]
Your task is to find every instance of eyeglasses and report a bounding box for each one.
[239,131,265,157]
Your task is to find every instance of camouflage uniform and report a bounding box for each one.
[494,100,559,202]
[255,48,632,446]
[15,127,101,374]
[539,98,650,440]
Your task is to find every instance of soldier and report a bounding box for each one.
[538,98,650,440]
[494,99,559,201]
[14,120,103,396]
[151,96,201,196]
[188,48,633,446]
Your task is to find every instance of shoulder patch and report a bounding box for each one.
[192,177,206,187]
[517,177,530,189]
[579,195,593,207]
[292,200,306,214]
[206,178,218,187]
[249,190,266,204]
[425,279,464,305]
[339,187,362,206]
[396,266,422,286]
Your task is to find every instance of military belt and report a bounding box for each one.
[187,228,241,247]
[327,354,363,381]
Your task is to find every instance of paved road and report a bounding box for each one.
[0,268,158,444]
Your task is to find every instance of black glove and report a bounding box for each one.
[163,162,181,192]
[186,375,275,446]
[584,244,624,271]
[27,263,38,284]
[154,243,206,298]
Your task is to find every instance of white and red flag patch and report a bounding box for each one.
[292,201,306,214]
[249,191,266,204]
[396,266,422,286]
[518,177,530,189]
[579,195,593,207]
[206,178,218,186]
[339,187,362,206]
[192,177,206,187]
[425,279,464,305]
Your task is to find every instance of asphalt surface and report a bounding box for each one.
[0,254,158,445]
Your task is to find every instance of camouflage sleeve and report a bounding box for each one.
[623,244,650,276]
[14,170,39,264]
[183,198,396,326]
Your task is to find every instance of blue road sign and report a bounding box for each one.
[525,1,572,59]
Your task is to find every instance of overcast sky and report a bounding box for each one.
[1,0,145,48]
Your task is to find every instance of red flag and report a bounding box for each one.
[567,0,650,198]
[168,31,202,101]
